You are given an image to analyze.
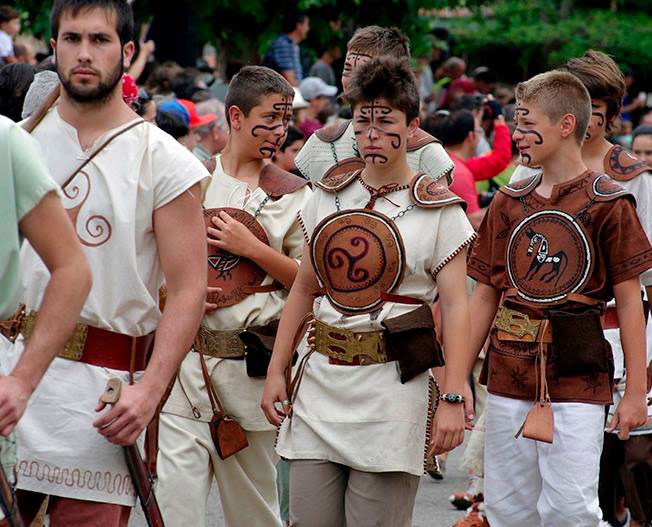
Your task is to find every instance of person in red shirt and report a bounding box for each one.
[430,107,511,227]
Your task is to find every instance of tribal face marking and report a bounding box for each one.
[586,100,608,141]
[250,94,292,158]
[514,106,543,165]
[342,51,373,89]
[354,99,403,164]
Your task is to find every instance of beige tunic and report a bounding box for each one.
[276,179,475,475]
[163,156,312,430]
[295,121,454,183]
[8,108,208,506]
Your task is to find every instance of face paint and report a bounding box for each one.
[342,51,373,90]
[514,106,542,165]
[273,96,293,123]
[353,99,403,164]
[250,94,292,158]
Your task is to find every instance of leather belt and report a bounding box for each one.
[1,308,151,371]
[602,306,619,330]
[493,306,553,343]
[194,326,245,359]
[313,319,393,365]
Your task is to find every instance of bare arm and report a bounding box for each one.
[430,251,470,454]
[607,277,649,439]
[0,192,91,435]
[261,244,319,425]
[94,184,206,445]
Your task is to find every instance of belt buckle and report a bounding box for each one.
[495,307,540,340]
[315,320,385,364]
[58,324,88,360]
[198,327,244,359]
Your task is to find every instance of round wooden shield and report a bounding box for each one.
[204,207,269,308]
[311,209,406,315]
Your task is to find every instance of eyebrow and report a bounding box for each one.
[61,31,113,39]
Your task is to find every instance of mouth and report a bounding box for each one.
[72,68,97,78]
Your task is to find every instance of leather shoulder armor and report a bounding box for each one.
[409,173,466,210]
[586,172,633,202]
[259,164,310,198]
[406,128,441,152]
[499,173,542,198]
[604,145,651,181]
[315,157,365,192]
[314,120,351,143]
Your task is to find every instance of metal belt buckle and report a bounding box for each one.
[198,326,245,359]
[314,320,386,364]
[494,307,540,340]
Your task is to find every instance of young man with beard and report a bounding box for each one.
[294,25,454,185]
[8,1,208,526]
[156,66,311,527]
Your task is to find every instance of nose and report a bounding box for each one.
[512,128,523,142]
[367,125,380,141]
[77,38,93,63]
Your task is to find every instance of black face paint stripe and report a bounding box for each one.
[515,127,543,145]
[252,124,284,137]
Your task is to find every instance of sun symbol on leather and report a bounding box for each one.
[207,250,241,280]
[509,366,529,391]
[324,227,386,292]
[582,374,602,395]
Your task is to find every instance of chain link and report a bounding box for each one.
[253,194,271,218]
[330,142,338,164]
[391,203,416,220]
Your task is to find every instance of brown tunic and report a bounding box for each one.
[468,170,652,404]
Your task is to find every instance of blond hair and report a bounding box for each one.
[515,70,591,144]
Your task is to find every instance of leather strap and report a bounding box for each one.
[242,282,284,294]
[60,119,145,191]
[504,288,602,307]
[286,313,314,404]
[72,326,151,372]
[198,350,225,418]
[22,84,60,133]
[380,292,423,305]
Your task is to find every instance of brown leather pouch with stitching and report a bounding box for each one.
[382,304,445,384]
[240,320,279,378]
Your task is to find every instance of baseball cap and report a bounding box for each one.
[158,100,190,126]
[292,87,309,109]
[299,77,337,100]
[178,99,217,128]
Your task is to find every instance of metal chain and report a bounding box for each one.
[253,194,271,218]
[391,203,417,220]
[335,194,341,211]
[330,142,338,164]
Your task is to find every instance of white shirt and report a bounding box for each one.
[0,30,13,58]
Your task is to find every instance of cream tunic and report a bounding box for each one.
[8,108,209,506]
[162,156,312,430]
[276,179,475,475]
[295,121,454,183]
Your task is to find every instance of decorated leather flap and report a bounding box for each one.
[409,173,466,210]
[406,128,441,152]
[314,119,351,143]
[499,172,542,198]
[587,173,633,203]
[604,145,651,182]
[315,157,365,192]
[259,163,310,198]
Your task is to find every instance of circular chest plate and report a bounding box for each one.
[204,207,269,308]
[311,209,406,315]
[506,210,592,303]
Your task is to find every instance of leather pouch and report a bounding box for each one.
[199,351,249,459]
[521,401,554,444]
[209,414,249,460]
[240,320,279,378]
[548,308,609,376]
[381,304,445,384]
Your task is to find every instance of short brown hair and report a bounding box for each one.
[0,5,19,23]
[515,70,591,144]
[347,26,410,60]
[224,65,294,128]
[345,56,419,123]
[563,50,625,130]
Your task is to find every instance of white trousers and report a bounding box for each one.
[484,394,605,527]
[156,412,281,527]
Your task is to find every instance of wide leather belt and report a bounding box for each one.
[194,326,245,359]
[1,308,151,371]
[313,319,393,365]
[493,306,553,343]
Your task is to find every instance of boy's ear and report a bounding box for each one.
[228,105,243,131]
[407,116,420,138]
[559,113,577,140]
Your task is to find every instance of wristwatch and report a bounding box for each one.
[440,393,465,404]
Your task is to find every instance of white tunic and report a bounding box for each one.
[8,108,209,506]
[162,156,312,431]
[276,179,475,475]
[295,121,454,183]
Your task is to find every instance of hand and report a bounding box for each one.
[140,39,155,56]
[463,382,475,430]
[93,383,158,446]
[261,372,291,427]
[0,375,33,436]
[207,211,261,258]
[430,401,465,456]
[204,286,222,314]
[607,393,648,440]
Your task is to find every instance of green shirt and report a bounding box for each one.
[0,115,59,320]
